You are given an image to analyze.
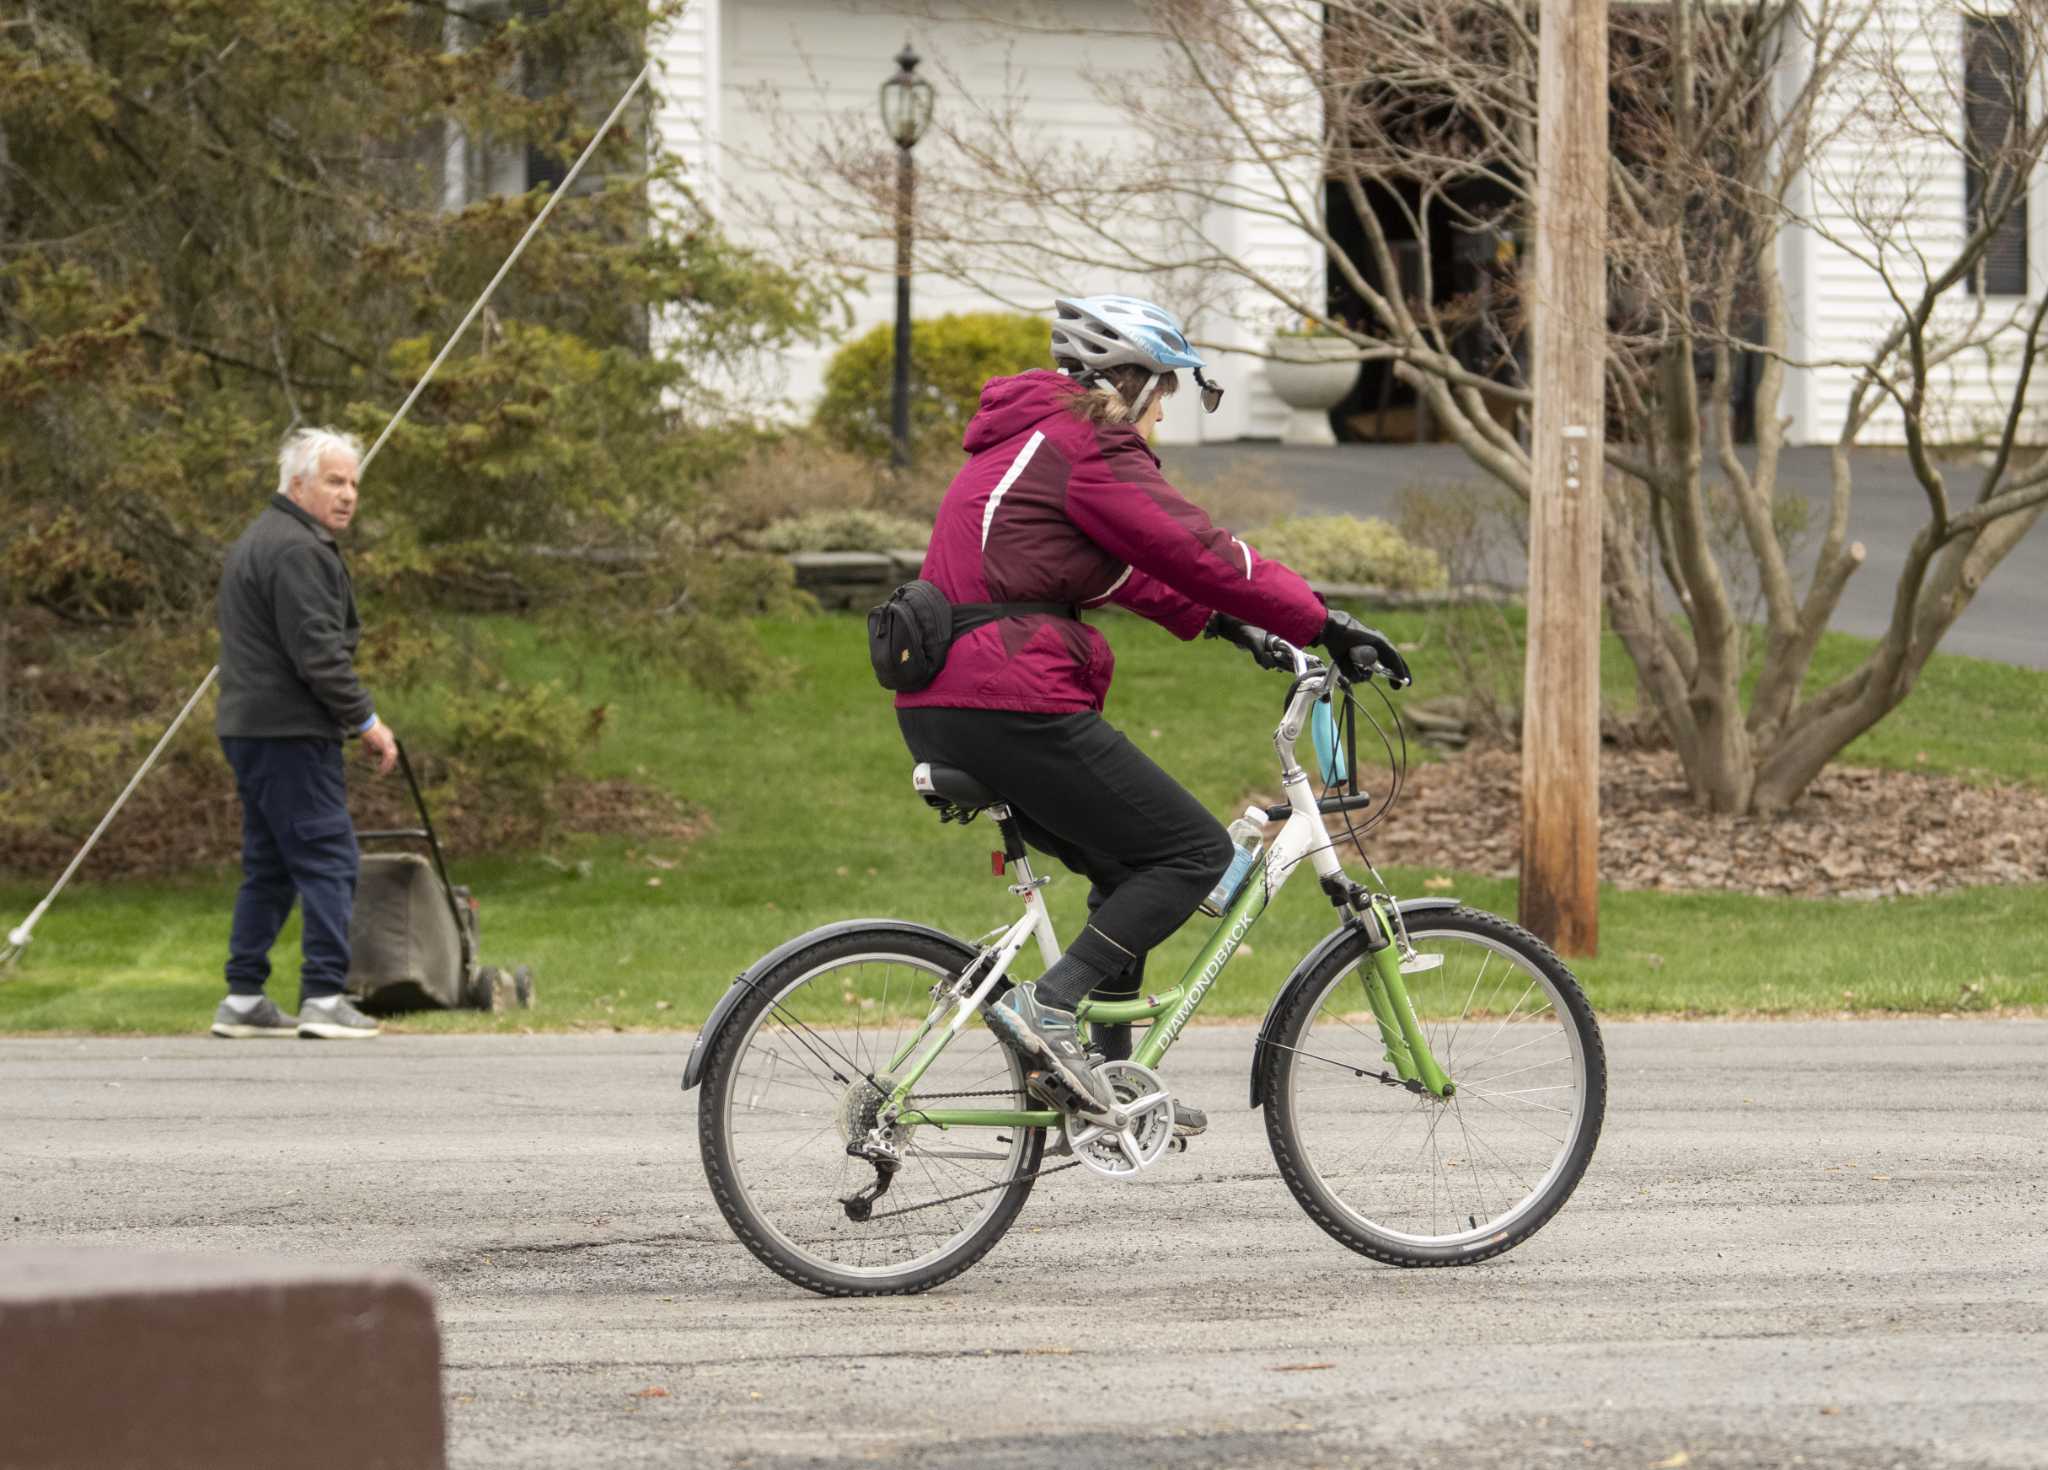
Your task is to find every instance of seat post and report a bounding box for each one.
[988,803,1029,869]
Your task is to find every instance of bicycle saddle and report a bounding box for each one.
[911,762,999,814]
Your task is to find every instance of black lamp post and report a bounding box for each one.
[879,43,935,470]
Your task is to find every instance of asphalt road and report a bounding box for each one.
[3,1020,2042,1469]
[1165,443,2048,670]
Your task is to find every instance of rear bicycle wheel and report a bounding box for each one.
[697,926,1044,1296]
[1261,906,1605,1266]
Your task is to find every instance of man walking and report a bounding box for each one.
[211,427,396,1040]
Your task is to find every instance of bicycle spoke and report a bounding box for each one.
[1458,1083,1569,1146]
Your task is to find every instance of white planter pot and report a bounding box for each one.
[1263,337,1362,446]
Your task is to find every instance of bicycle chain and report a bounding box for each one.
[863,1158,1082,1220]
[859,1090,1076,1221]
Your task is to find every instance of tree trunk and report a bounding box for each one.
[1750,501,2044,813]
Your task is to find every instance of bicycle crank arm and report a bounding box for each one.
[1026,1069,1127,1129]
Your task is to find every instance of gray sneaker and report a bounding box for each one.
[984,984,1118,1123]
[210,996,299,1040]
[297,994,381,1041]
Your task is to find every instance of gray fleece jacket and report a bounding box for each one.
[214,495,374,740]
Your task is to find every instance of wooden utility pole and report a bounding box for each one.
[1521,0,1608,956]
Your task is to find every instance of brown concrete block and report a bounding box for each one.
[0,1248,445,1470]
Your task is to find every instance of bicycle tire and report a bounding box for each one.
[697,925,1045,1296]
[1260,906,1605,1267]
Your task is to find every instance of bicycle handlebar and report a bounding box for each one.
[1217,623,1376,684]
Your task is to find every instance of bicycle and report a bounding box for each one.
[683,628,1606,1296]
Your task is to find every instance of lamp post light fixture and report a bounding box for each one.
[880,43,936,470]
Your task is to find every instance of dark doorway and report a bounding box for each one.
[1318,9,1764,448]
[1324,177,1521,444]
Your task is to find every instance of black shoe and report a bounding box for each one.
[1171,1101,1208,1137]
[1088,1020,1134,1063]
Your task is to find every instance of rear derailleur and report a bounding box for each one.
[839,1129,902,1222]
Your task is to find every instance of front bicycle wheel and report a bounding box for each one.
[1261,906,1605,1266]
[696,925,1045,1296]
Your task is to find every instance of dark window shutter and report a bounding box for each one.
[1965,16,2029,297]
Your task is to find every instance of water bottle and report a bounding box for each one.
[1199,807,1271,915]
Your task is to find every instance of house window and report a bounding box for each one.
[1964,15,2029,296]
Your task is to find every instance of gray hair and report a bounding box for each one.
[276,426,364,498]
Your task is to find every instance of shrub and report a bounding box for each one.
[695,431,953,548]
[814,312,1048,461]
[751,509,932,554]
[0,611,613,876]
[1245,515,1449,592]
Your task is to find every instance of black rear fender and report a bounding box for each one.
[680,919,977,1091]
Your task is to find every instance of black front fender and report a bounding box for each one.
[1248,898,1462,1107]
[680,918,977,1092]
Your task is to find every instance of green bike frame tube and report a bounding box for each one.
[896,1106,1061,1129]
[1076,991,1182,1026]
[1132,861,1271,1070]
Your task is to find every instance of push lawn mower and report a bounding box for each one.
[347,743,534,1015]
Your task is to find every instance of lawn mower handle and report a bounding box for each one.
[357,742,469,950]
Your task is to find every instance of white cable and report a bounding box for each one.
[1,60,656,971]
[360,58,653,473]
[2,668,219,967]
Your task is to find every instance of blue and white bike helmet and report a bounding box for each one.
[1050,295,1226,414]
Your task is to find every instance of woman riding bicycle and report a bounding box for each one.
[895,294,1412,1127]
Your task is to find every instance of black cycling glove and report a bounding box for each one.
[1203,611,1260,649]
[1318,611,1413,688]
[1204,612,1292,670]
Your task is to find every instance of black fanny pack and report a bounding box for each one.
[867,579,1075,692]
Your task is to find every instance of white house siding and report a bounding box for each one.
[650,0,722,213]
[1191,4,1332,445]
[649,0,1326,445]
[1782,0,2048,446]
[1192,190,1331,443]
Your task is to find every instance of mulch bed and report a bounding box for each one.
[1294,746,2048,899]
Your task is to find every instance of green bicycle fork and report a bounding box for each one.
[1363,901,1454,1099]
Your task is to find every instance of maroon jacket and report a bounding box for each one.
[896,370,1328,714]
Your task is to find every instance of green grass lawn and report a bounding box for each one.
[3,609,2044,1034]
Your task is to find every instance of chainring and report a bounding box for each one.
[1062,1060,1174,1178]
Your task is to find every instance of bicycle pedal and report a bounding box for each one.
[1023,1069,1116,1127]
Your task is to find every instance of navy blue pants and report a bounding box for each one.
[221,737,357,1000]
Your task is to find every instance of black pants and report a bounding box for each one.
[898,708,1232,1007]
[221,736,358,1000]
